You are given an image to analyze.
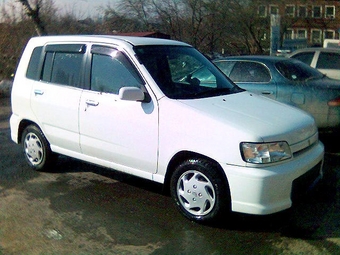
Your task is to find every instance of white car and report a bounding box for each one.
[10,35,324,223]
[288,47,340,80]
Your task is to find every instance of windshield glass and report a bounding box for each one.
[134,45,240,99]
[275,59,324,81]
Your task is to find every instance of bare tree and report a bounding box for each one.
[117,0,153,31]
[17,0,47,35]
[151,0,185,40]
[0,2,36,79]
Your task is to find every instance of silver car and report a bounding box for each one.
[206,56,340,132]
[288,47,340,80]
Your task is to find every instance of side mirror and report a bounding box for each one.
[119,87,145,101]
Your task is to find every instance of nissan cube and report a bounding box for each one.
[10,35,324,222]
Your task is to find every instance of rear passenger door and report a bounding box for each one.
[30,44,86,153]
[79,45,158,175]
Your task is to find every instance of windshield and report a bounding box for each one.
[134,45,241,99]
[275,59,324,81]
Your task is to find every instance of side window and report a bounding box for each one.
[229,61,271,82]
[41,44,85,88]
[316,52,340,69]
[215,61,236,76]
[90,48,142,94]
[291,52,314,65]
[51,53,83,87]
[26,46,43,80]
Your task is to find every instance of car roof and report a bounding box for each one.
[289,47,340,54]
[27,35,190,47]
[215,55,288,62]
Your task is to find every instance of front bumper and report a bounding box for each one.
[221,141,324,215]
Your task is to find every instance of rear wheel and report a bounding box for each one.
[21,125,55,171]
[170,158,230,222]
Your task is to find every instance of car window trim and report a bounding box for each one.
[86,45,146,93]
[45,44,87,53]
[40,44,87,88]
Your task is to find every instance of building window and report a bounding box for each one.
[285,5,295,17]
[270,5,279,15]
[298,5,307,17]
[311,29,322,45]
[296,29,307,39]
[284,29,294,40]
[325,6,335,19]
[258,5,267,17]
[312,6,322,18]
[324,30,335,39]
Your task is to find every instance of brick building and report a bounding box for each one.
[257,0,340,47]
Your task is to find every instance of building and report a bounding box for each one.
[257,0,340,48]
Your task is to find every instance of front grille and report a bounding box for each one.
[291,161,323,201]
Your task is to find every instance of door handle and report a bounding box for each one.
[85,99,99,106]
[261,91,274,95]
[34,89,44,95]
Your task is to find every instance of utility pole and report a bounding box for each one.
[270,14,280,55]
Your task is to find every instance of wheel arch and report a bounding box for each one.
[163,151,230,195]
[17,119,40,144]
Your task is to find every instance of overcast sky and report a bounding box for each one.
[54,0,112,17]
[2,0,115,18]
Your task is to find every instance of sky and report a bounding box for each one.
[54,0,112,17]
[2,0,116,18]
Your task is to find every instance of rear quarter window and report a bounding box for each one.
[26,47,43,80]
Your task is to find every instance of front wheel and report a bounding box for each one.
[21,125,55,171]
[170,158,230,223]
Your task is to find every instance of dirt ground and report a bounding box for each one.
[1,95,340,255]
[0,97,10,129]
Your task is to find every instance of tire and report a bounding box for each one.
[21,125,56,171]
[170,158,230,223]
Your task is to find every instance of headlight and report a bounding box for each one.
[240,141,291,164]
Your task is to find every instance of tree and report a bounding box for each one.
[0,2,36,79]
[117,0,153,31]
[151,0,185,40]
[17,0,47,36]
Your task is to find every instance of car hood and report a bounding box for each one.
[178,91,317,148]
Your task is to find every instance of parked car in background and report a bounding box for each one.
[288,48,340,80]
[204,56,340,133]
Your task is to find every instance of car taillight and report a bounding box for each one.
[328,97,340,107]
